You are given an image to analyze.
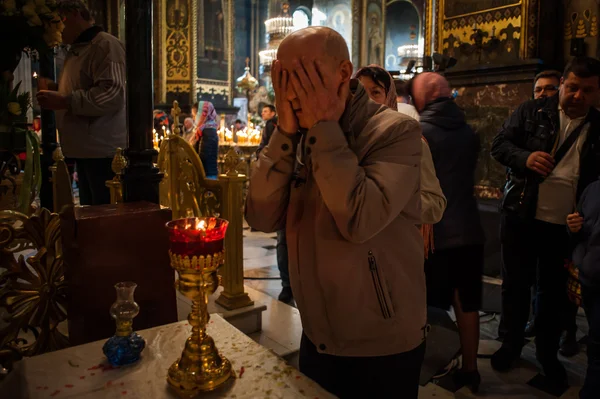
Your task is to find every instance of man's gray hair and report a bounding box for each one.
[56,0,93,21]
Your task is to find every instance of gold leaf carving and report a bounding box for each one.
[0,209,68,370]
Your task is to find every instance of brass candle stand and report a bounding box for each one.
[166,218,233,397]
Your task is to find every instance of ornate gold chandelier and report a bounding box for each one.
[259,1,294,72]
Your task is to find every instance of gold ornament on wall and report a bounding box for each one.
[564,21,573,40]
[591,15,598,38]
[576,19,587,38]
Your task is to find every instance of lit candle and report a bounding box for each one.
[166,217,229,258]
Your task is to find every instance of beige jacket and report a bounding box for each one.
[245,85,427,357]
[396,104,446,224]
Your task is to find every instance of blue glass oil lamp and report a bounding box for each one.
[102,282,145,366]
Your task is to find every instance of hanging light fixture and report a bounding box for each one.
[259,1,294,73]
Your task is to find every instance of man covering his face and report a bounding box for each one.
[245,27,426,398]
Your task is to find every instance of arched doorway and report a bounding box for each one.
[385,1,421,70]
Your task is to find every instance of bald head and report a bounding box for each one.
[411,72,452,112]
[275,26,354,128]
[278,26,350,63]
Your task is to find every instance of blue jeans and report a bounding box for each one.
[276,230,289,288]
[581,284,600,399]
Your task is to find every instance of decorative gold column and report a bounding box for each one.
[215,149,253,310]
[106,148,128,205]
[49,147,73,212]
[155,0,194,105]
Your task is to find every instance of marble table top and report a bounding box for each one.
[2,315,334,399]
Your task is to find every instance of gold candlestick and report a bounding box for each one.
[166,218,233,396]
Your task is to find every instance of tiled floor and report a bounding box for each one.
[236,226,591,398]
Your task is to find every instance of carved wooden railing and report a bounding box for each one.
[0,148,74,376]
[155,134,253,311]
[0,208,69,377]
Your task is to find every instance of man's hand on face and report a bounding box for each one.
[272,60,299,136]
[526,151,555,177]
[290,57,348,129]
[567,212,584,233]
[37,90,69,111]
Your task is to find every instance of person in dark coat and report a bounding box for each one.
[255,103,291,303]
[194,101,219,179]
[567,178,600,399]
[257,104,277,155]
[411,72,485,393]
[490,57,600,391]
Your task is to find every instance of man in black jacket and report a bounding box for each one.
[491,57,600,389]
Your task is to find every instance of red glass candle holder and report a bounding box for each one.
[166,217,229,258]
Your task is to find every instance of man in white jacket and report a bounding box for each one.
[37,0,126,205]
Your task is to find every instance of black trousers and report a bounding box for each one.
[75,158,114,206]
[500,212,570,362]
[581,285,600,399]
[299,333,425,398]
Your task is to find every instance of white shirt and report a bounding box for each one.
[535,107,588,225]
[397,103,420,121]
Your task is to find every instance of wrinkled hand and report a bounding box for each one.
[37,90,68,110]
[567,212,584,233]
[526,151,555,177]
[290,57,348,129]
[271,60,298,135]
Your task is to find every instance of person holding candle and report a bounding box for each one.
[36,0,126,206]
[194,101,219,179]
[246,27,425,398]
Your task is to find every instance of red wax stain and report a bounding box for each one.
[65,384,74,388]
[50,390,61,397]
[239,366,245,378]
[88,363,117,372]
[121,391,127,395]
[79,376,85,380]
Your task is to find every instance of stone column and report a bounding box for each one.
[122,0,163,203]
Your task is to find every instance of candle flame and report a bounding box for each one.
[196,219,206,230]
[33,72,38,78]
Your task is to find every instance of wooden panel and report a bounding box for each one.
[61,202,177,345]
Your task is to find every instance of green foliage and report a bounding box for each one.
[0,80,32,127]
